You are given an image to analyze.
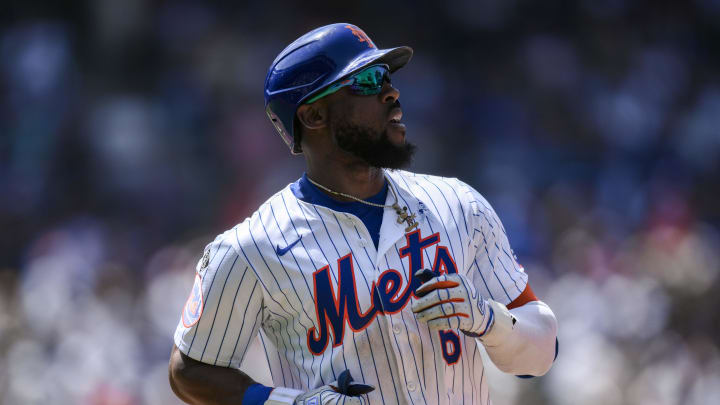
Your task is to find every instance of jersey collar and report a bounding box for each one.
[375,170,439,262]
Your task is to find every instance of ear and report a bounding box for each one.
[296,103,328,130]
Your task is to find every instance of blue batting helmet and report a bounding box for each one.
[264,23,413,154]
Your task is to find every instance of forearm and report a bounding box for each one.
[169,344,258,405]
[481,300,558,376]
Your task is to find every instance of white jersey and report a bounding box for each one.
[174,170,528,405]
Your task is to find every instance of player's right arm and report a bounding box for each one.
[168,230,374,405]
[170,347,374,405]
[169,231,268,404]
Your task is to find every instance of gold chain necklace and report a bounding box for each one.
[306,175,419,232]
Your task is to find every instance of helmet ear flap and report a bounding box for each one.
[266,106,298,153]
[292,118,303,154]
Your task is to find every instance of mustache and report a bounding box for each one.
[389,100,401,113]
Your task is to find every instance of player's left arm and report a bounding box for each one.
[466,184,558,377]
[480,287,558,377]
[412,180,558,377]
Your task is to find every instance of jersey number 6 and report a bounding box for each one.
[439,330,461,365]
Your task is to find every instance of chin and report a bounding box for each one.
[385,126,406,144]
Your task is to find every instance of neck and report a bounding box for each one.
[305,155,386,201]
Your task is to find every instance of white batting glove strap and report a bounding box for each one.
[264,387,304,405]
[478,299,517,347]
[291,385,369,405]
[411,273,493,336]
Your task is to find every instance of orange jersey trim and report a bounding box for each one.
[506,283,538,310]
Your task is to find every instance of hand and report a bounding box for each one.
[411,270,495,337]
[293,369,374,405]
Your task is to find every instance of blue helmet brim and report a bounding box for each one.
[298,45,413,105]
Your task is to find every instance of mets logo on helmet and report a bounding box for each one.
[182,274,204,327]
[345,25,375,48]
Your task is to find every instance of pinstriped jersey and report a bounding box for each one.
[174,169,528,405]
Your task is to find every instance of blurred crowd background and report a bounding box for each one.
[1,0,719,404]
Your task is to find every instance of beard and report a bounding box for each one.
[331,118,417,169]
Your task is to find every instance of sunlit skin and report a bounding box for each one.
[296,78,408,201]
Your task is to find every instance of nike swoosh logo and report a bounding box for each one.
[276,236,302,256]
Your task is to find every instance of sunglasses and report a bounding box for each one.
[305,64,391,104]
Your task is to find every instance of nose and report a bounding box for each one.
[380,82,400,104]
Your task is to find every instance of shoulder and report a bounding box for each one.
[387,169,467,192]
[387,169,458,194]
[226,186,299,259]
[198,226,247,277]
[388,169,488,212]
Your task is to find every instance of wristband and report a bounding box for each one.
[242,383,273,405]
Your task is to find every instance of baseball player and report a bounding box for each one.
[169,23,558,405]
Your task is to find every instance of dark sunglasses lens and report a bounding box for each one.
[350,66,389,95]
